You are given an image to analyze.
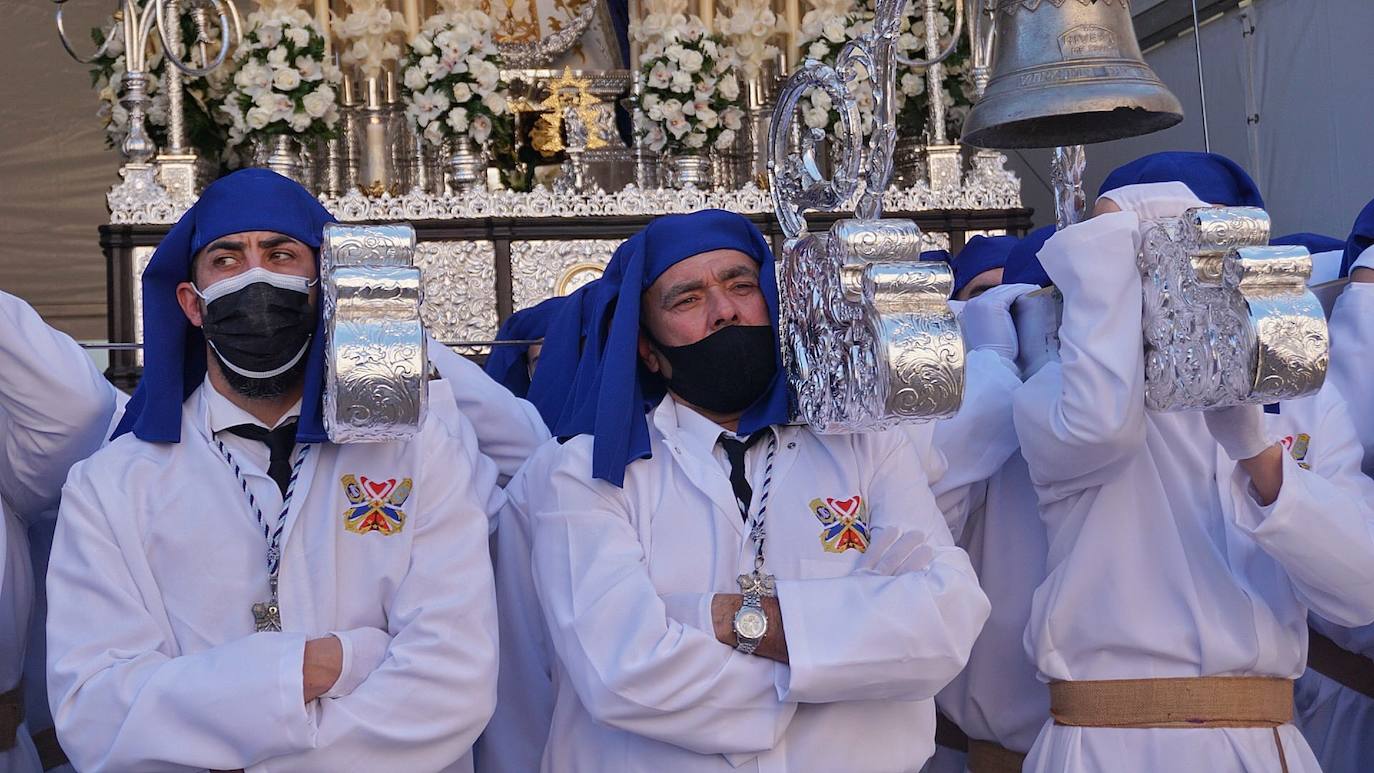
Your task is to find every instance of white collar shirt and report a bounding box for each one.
[526,394,989,773]
[202,376,303,514]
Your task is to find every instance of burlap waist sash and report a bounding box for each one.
[0,684,23,752]
[1049,676,1293,729]
[967,739,1028,773]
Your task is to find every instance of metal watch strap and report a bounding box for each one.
[736,589,765,655]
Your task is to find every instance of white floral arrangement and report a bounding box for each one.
[797,0,971,139]
[217,5,343,150]
[632,3,746,155]
[335,0,408,79]
[89,16,229,162]
[716,0,784,80]
[400,9,507,149]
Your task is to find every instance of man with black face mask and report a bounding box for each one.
[517,209,989,772]
[45,170,501,773]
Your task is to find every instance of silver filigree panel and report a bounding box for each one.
[511,239,620,312]
[130,246,157,366]
[413,240,498,354]
[321,223,427,443]
[1140,207,1327,411]
[781,218,964,433]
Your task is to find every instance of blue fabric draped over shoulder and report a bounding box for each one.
[112,169,337,443]
[484,295,568,398]
[1099,151,1264,208]
[1002,225,1054,288]
[529,209,788,486]
[1340,198,1374,278]
[1272,232,1345,255]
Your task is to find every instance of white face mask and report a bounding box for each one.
[194,266,316,304]
[1354,244,1374,274]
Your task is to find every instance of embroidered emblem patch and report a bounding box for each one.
[341,474,413,535]
[810,495,871,553]
[1280,433,1312,470]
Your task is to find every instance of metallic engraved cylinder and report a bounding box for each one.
[924,0,948,145]
[669,154,713,189]
[445,135,487,193]
[1051,144,1086,229]
[162,0,187,155]
[321,223,427,443]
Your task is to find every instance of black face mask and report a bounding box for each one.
[655,324,777,414]
[197,271,316,396]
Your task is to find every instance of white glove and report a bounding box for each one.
[1203,404,1276,461]
[324,626,392,699]
[1098,181,1212,221]
[959,283,1041,363]
[855,527,934,576]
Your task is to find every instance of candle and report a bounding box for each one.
[785,0,800,68]
[314,0,332,55]
[699,0,714,33]
[403,0,420,37]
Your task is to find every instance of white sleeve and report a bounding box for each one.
[48,463,318,773]
[428,336,551,488]
[251,405,501,772]
[1012,213,1148,497]
[1227,390,1374,627]
[773,430,990,704]
[0,291,117,517]
[475,479,557,773]
[529,448,796,757]
[1328,282,1374,476]
[929,349,1023,540]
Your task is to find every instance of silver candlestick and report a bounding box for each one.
[922,0,960,191]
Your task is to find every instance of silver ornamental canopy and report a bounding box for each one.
[320,223,428,443]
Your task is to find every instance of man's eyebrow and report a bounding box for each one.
[660,279,706,308]
[202,238,245,254]
[717,263,758,282]
[260,235,306,249]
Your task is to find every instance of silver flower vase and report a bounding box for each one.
[250,135,308,186]
[445,135,486,193]
[668,153,712,190]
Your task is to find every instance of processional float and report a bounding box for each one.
[772,0,1328,430]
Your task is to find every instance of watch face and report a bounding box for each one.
[734,607,768,640]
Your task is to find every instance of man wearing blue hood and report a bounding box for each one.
[1010,153,1374,773]
[522,209,989,772]
[44,170,500,773]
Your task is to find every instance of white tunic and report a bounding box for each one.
[1294,278,1374,772]
[0,291,117,773]
[47,379,500,773]
[527,395,989,772]
[427,336,551,489]
[1012,213,1374,773]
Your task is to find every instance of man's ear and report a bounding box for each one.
[638,330,662,374]
[176,281,205,327]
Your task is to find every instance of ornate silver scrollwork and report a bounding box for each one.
[1141,207,1328,411]
[769,0,965,432]
[321,223,428,443]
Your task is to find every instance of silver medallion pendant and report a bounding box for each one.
[252,578,282,632]
[736,571,776,599]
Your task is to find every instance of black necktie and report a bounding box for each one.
[718,432,766,521]
[226,421,299,497]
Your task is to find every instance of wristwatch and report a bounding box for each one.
[732,591,768,655]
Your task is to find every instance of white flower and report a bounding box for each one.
[235,61,273,91]
[302,85,333,118]
[289,110,312,132]
[482,91,507,114]
[272,67,302,91]
[470,113,493,144]
[721,107,744,131]
[647,61,672,90]
[451,82,473,103]
[677,48,704,74]
[695,104,718,129]
[412,34,435,56]
[423,120,445,146]
[664,43,687,62]
[670,70,693,93]
[446,106,470,133]
[714,128,736,149]
[810,90,833,111]
[414,85,451,124]
[803,106,828,129]
[472,61,500,91]
[807,41,828,60]
[295,56,324,81]
[718,73,740,100]
[648,126,668,153]
[683,131,706,148]
[246,106,271,130]
[418,54,439,77]
[404,66,428,91]
[266,46,289,67]
[665,114,690,138]
[822,17,847,43]
[285,27,310,48]
[257,23,283,49]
